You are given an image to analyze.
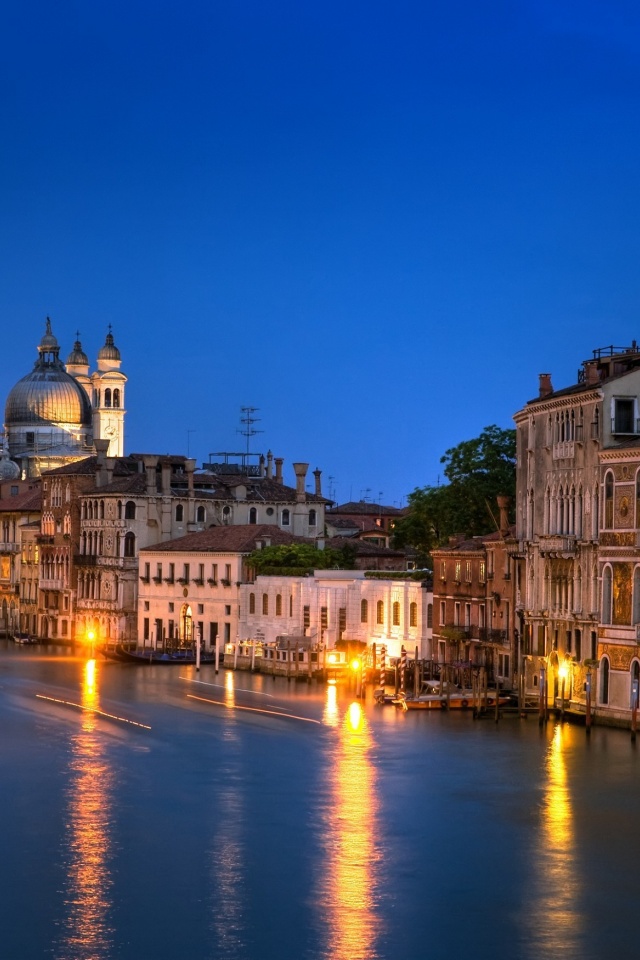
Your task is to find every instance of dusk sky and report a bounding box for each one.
[2,1,640,505]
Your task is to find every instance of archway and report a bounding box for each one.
[180,604,193,645]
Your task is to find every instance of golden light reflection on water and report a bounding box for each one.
[209,669,245,957]
[526,722,583,956]
[318,694,382,960]
[54,659,114,960]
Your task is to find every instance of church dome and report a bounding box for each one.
[98,329,121,362]
[5,321,92,427]
[66,337,89,366]
[0,448,20,481]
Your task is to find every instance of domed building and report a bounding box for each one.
[4,319,126,477]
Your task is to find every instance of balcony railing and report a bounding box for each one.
[539,535,577,556]
[0,542,20,554]
[39,578,65,590]
[478,628,508,644]
[611,417,640,436]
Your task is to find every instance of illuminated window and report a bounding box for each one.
[275,594,282,616]
[392,602,400,626]
[262,593,269,615]
[249,593,255,614]
[376,600,384,624]
[410,602,417,627]
[360,599,368,623]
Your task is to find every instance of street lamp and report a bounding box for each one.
[350,657,362,697]
[87,628,96,660]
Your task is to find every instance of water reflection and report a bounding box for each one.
[525,722,584,958]
[208,669,246,959]
[317,695,382,960]
[54,659,115,960]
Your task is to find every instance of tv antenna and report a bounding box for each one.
[237,407,263,456]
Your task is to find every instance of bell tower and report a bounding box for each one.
[90,326,127,457]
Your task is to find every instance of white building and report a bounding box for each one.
[238,570,432,660]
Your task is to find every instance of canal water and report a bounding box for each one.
[1,641,637,960]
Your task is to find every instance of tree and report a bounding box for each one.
[392,425,516,568]
[247,541,356,574]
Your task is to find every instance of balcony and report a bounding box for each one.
[0,542,20,554]
[538,535,577,557]
[552,441,575,460]
[36,535,54,545]
[478,628,508,644]
[39,578,65,591]
[611,416,640,437]
[441,623,472,641]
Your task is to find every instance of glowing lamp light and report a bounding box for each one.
[327,652,337,665]
[87,629,96,645]
[350,658,361,672]
[559,663,569,681]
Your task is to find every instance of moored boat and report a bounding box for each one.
[101,644,217,665]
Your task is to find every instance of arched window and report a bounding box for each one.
[196,506,205,523]
[176,504,184,522]
[634,567,640,625]
[181,604,193,643]
[100,500,105,519]
[249,507,257,524]
[81,501,87,520]
[94,389,100,408]
[309,509,317,527]
[602,566,613,624]
[604,471,614,529]
[282,509,290,526]
[124,501,136,519]
[262,593,269,615]
[275,594,282,616]
[600,656,610,705]
[117,500,122,520]
[113,389,120,408]
[410,602,418,627]
[249,593,255,614]
[392,602,400,626]
[631,660,640,709]
[104,388,112,407]
[360,599,368,623]
[124,532,136,557]
[376,600,384,625]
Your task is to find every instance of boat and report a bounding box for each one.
[13,633,39,645]
[394,681,509,712]
[101,644,218,665]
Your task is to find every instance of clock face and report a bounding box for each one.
[104,424,116,438]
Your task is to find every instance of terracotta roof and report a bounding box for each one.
[0,489,41,512]
[325,536,405,557]
[42,456,98,476]
[140,524,309,555]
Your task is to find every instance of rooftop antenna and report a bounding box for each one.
[361,487,372,502]
[237,407,263,457]
[328,475,336,501]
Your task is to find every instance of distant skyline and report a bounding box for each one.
[3,2,640,504]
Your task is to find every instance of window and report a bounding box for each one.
[454,562,461,582]
[440,561,446,580]
[602,566,613,624]
[282,509,290,526]
[262,593,269,615]
[182,564,190,582]
[225,564,231,581]
[143,618,149,640]
[320,606,328,631]
[124,532,135,557]
[392,602,400,626]
[439,601,446,625]
[196,506,205,523]
[338,607,346,640]
[465,561,472,583]
[224,605,231,616]
[144,601,149,611]
[427,603,433,628]
[275,594,282,616]
[175,504,184,522]
[360,599,368,623]
[210,622,219,645]
[309,509,317,526]
[117,500,122,519]
[376,600,384,625]
[124,501,136,519]
[169,602,175,612]
[454,602,460,625]
[604,471,614,529]
[249,507,257,524]
[410,602,417,627]
[613,397,636,434]
[600,657,610,704]
[303,605,310,631]
[249,593,256,614]
[113,389,120,408]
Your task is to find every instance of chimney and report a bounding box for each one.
[292,463,308,503]
[143,455,159,496]
[538,373,553,398]
[274,457,284,484]
[313,468,322,497]
[94,439,109,488]
[584,361,600,386]
[496,495,510,536]
[105,457,114,486]
[185,458,196,498]
[161,460,172,495]
[266,450,273,480]
[259,454,265,477]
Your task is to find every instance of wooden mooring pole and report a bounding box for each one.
[632,677,638,743]
[585,669,592,737]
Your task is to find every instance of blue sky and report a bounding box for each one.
[2,1,640,505]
